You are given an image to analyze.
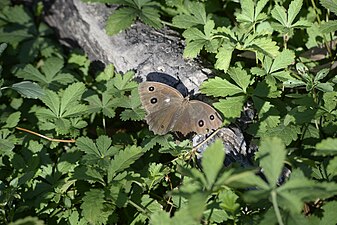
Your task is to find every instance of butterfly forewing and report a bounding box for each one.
[138,82,184,134]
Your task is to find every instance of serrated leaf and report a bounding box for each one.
[261,124,300,146]
[215,45,234,72]
[320,0,337,15]
[172,14,202,29]
[291,19,312,28]
[249,36,279,58]
[213,96,245,121]
[200,77,243,97]
[288,0,302,25]
[255,0,269,19]
[236,0,255,23]
[40,90,60,117]
[327,156,337,178]
[120,108,145,121]
[60,82,86,116]
[112,71,137,91]
[183,39,207,58]
[41,57,64,79]
[202,140,225,189]
[139,7,162,29]
[256,137,286,187]
[319,201,337,225]
[106,8,137,35]
[14,64,47,84]
[320,20,337,33]
[228,67,251,92]
[315,138,337,156]
[108,145,144,181]
[0,138,15,157]
[76,136,101,156]
[269,49,295,73]
[81,189,108,225]
[4,112,21,128]
[172,1,207,29]
[271,5,287,26]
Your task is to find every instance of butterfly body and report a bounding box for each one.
[138,81,222,135]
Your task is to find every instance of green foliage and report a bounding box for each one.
[1,0,337,224]
[83,0,162,35]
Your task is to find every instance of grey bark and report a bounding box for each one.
[43,0,211,91]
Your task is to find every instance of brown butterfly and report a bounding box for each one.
[138,81,222,135]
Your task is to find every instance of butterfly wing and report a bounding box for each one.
[172,100,222,135]
[138,82,184,135]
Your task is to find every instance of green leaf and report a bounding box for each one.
[76,136,100,156]
[256,137,286,187]
[183,39,207,58]
[60,82,86,117]
[323,92,337,112]
[4,112,21,128]
[40,89,60,117]
[264,124,300,146]
[172,1,207,28]
[315,138,337,156]
[41,57,64,80]
[320,0,337,15]
[139,7,162,29]
[319,201,337,225]
[201,140,225,189]
[8,216,45,225]
[316,82,334,92]
[271,5,287,26]
[228,67,251,93]
[288,0,303,25]
[248,36,279,58]
[14,64,47,84]
[111,71,137,91]
[213,96,245,122]
[327,156,337,178]
[269,49,295,73]
[120,108,145,121]
[215,45,234,72]
[81,189,108,225]
[106,7,137,35]
[320,20,337,33]
[108,145,144,181]
[314,68,329,82]
[218,189,240,212]
[11,81,44,99]
[200,77,243,97]
[187,192,208,221]
[236,0,255,23]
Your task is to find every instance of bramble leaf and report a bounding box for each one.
[200,77,243,97]
[106,8,137,35]
[315,138,337,156]
[256,137,286,187]
[108,145,144,181]
[81,189,109,224]
[202,140,225,189]
[213,96,245,122]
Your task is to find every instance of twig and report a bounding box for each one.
[16,127,76,143]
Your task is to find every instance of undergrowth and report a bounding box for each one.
[1,0,337,224]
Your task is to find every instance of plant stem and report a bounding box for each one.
[271,190,284,225]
